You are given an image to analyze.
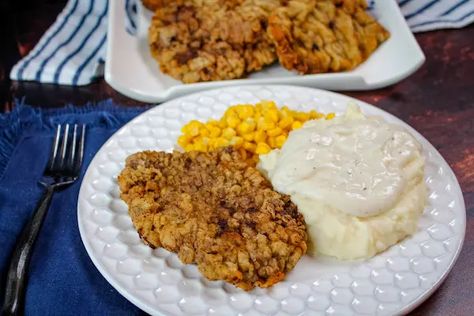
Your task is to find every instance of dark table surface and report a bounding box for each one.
[1,1,473,315]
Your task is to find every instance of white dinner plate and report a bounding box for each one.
[105,0,425,103]
[78,86,465,315]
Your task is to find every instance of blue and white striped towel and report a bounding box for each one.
[10,0,474,86]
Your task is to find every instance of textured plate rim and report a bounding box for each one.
[78,85,466,316]
[398,157,465,315]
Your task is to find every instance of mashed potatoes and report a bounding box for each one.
[258,105,426,260]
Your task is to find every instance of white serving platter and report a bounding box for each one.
[105,0,425,103]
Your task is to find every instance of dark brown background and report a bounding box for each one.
[0,0,473,315]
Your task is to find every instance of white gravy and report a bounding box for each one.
[260,106,422,217]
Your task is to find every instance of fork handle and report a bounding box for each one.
[2,185,55,316]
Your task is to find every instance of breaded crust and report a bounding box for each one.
[148,0,279,83]
[118,147,307,290]
[267,0,390,74]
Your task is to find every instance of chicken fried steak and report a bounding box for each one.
[148,0,279,83]
[267,0,389,74]
[118,148,307,290]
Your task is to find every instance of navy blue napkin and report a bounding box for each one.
[0,101,151,315]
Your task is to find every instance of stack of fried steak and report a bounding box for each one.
[144,0,390,82]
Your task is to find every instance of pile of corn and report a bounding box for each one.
[178,101,334,163]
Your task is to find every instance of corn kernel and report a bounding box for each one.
[215,137,229,147]
[247,117,257,126]
[268,137,277,148]
[256,142,271,154]
[292,121,303,129]
[278,106,290,119]
[222,127,237,139]
[208,126,221,138]
[194,142,207,152]
[177,135,189,147]
[201,137,210,145]
[218,119,227,128]
[199,127,210,137]
[184,144,194,151]
[229,136,244,147]
[208,138,217,149]
[326,113,335,120]
[226,114,240,128]
[261,120,276,131]
[267,127,282,137]
[254,130,266,143]
[254,109,262,119]
[224,108,237,117]
[182,121,201,137]
[236,105,254,120]
[294,112,310,121]
[275,135,287,148]
[261,100,277,111]
[242,133,254,141]
[309,110,324,119]
[243,142,256,152]
[181,120,197,132]
[278,116,294,129]
[237,120,255,135]
[264,110,279,123]
[189,119,203,127]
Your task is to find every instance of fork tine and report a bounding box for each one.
[73,124,86,175]
[66,124,78,173]
[47,125,61,172]
[58,124,70,170]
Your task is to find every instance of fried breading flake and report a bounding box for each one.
[118,147,307,290]
[267,0,390,74]
[148,0,279,83]
[141,0,164,11]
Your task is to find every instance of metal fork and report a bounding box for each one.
[2,124,86,316]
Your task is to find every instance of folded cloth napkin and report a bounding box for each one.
[9,0,474,85]
[0,101,150,315]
